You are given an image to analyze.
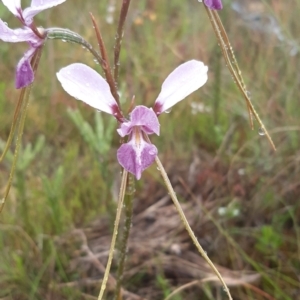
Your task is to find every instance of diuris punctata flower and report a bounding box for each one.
[203,0,223,10]
[56,60,208,179]
[0,0,65,88]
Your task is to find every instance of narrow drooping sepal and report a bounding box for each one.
[56,63,120,116]
[153,60,208,115]
[117,106,160,137]
[23,0,66,25]
[204,0,223,10]
[15,47,35,88]
[117,136,158,180]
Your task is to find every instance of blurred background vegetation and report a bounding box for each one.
[0,0,299,299]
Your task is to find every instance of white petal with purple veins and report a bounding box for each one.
[56,63,118,115]
[154,60,208,115]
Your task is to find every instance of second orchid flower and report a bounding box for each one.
[0,0,66,88]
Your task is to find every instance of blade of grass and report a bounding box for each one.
[0,88,25,164]
[204,7,276,151]
[46,28,104,66]
[114,174,135,300]
[155,155,233,300]
[114,0,132,82]
[98,169,128,300]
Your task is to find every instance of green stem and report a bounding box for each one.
[155,156,233,300]
[98,170,128,300]
[114,174,135,300]
[114,0,132,82]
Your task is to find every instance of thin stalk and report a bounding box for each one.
[211,10,254,129]
[0,47,43,214]
[155,156,233,300]
[0,92,30,213]
[114,174,135,300]
[114,0,131,82]
[98,170,128,300]
[0,88,25,163]
[89,13,120,106]
[204,7,276,151]
[212,46,221,125]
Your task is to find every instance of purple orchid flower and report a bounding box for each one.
[56,60,208,179]
[0,0,66,88]
[203,0,223,10]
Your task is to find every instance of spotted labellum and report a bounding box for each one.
[57,60,208,179]
[0,0,66,88]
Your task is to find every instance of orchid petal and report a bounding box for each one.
[0,20,37,43]
[117,137,157,180]
[153,60,208,115]
[117,106,160,137]
[23,0,66,25]
[56,63,118,115]
[1,0,21,16]
[204,0,223,10]
[15,47,36,88]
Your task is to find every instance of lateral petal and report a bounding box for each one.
[23,0,66,25]
[117,138,157,180]
[56,63,118,115]
[153,60,208,115]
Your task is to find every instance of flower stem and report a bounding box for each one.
[204,6,276,151]
[98,170,128,300]
[0,47,43,214]
[114,174,135,300]
[114,0,131,82]
[155,156,233,300]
